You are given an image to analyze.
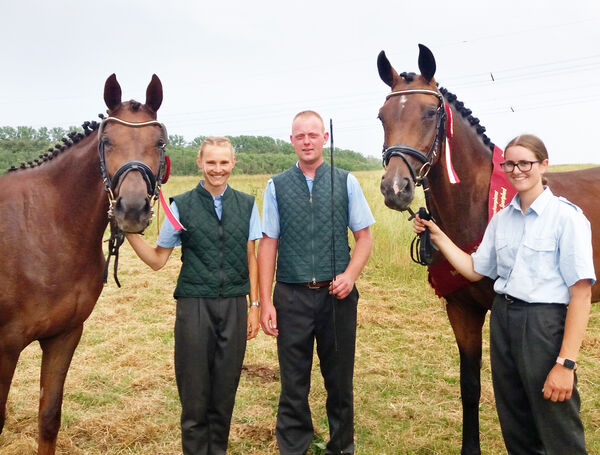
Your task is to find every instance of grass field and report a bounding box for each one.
[2,169,600,454]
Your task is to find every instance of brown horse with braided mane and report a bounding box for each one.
[0,74,168,455]
[378,44,600,454]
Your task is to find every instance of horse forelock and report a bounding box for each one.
[5,120,100,174]
[399,72,416,83]
[107,100,157,121]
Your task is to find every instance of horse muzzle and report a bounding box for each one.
[380,173,414,211]
[110,163,156,233]
[112,192,153,233]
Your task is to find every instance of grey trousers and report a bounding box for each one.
[490,293,587,455]
[274,282,358,455]
[174,296,248,455]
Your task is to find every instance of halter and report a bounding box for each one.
[97,116,169,286]
[381,89,446,186]
[98,116,169,211]
[381,89,446,267]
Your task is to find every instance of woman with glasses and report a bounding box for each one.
[414,134,595,454]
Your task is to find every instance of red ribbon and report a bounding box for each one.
[427,144,517,298]
[159,190,185,231]
[444,104,460,184]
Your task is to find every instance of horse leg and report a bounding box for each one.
[0,346,21,434]
[37,325,84,455]
[445,298,487,455]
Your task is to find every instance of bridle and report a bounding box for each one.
[97,116,169,286]
[98,116,169,216]
[381,89,446,187]
[381,89,446,266]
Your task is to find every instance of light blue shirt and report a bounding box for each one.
[157,183,262,248]
[261,164,375,238]
[472,187,596,304]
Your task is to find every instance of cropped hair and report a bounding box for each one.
[197,136,235,160]
[292,110,325,131]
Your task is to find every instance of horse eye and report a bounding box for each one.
[424,109,436,119]
[157,139,165,148]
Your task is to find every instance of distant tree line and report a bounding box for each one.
[0,126,381,174]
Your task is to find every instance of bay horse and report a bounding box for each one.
[377,44,600,454]
[0,74,169,454]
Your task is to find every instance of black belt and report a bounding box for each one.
[298,280,331,289]
[502,294,527,304]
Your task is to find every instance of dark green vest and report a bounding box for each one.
[172,183,254,298]
[273,162,350,283]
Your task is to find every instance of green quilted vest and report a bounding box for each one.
[273,162,350,283]
[172,183,254,298]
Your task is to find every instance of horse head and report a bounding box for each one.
[100,73,168,233]
[378,44,445,211]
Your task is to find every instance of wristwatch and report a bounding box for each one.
[249,301,260,308]
[556,356,577,370]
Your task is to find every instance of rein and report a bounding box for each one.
[381,89,446,266]
[97,116,169,287]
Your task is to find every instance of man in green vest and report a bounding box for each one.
[126,137,262,455]
[258,111,374,454]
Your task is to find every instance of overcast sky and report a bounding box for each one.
[1,0,599,164]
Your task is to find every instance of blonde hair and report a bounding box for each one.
[197,136,235,160]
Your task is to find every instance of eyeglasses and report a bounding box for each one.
[499,160,540,173]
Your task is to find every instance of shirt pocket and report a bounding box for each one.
[521,237,557,276]
[495,236,512,278]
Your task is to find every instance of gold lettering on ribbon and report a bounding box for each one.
[500,187,507,209]
[492,191,499,215]
[492,187,509,215]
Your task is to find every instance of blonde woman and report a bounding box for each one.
[127,137,261,454]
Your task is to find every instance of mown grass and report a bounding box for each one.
[2,169,600,454]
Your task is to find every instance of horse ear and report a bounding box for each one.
[145,74,163,112]
[104,74,122,111]
[418,44,436,83]
[378,51,398,88]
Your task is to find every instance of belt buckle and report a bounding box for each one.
[307,281,320,289]
[307,278,321,289]
[504,294,515,304]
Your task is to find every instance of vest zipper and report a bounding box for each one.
[309,192,316,283]
[218,217,224,296]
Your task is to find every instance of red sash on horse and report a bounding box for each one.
[428,145,517,297]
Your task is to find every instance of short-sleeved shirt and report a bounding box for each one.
[157,183,262,248]
[472,187,596,304]
[261,164,375,238]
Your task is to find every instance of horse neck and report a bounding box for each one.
[426,115,493,247]
[36,134,108,240]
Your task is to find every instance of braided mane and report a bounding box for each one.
[6,120,100,173]
[439,86,494,151]
[397,72,495,151]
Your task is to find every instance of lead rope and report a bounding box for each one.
[103,219,125,287]
[407,179,436,266]
[408,207,434,265]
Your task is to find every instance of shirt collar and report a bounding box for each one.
[200,181,227,200]
[509,186,553,215]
